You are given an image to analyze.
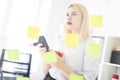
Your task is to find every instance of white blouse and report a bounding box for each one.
[49,35,100,80]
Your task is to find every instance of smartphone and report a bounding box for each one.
[38,36,49,52]
[33,36,63,57]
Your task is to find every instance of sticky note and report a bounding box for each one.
[90,15,103,27]
[87,43,101,57]
[7,49,19,61]
[27,26,40,40]
[43,51,57,63]
[65,33,79,47]
[69,73,83,80]
[17,77,30,80]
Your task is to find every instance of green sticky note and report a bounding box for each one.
[17,77,30,80]
[65,33,79,47]
[69,73,83,80]
[87,43,101,57]
[90,15,103,27]
[27,26,40,40]
[43,51,57,63]
[7,49,19,61]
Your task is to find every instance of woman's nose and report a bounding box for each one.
[67,15,72,20]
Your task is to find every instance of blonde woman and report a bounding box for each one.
[39,3,99,80]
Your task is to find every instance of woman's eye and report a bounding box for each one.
[72,13,76,15]
[66,13,77,17]
[66,13,69,16]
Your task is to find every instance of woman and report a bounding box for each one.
[39,3,99,80]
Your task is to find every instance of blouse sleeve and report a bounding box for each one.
[82,39,100,80]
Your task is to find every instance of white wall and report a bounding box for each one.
[45,0,66,48]
[78,0,120,36]
[0,0,54,79]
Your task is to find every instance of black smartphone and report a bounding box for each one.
[38,36,49,52]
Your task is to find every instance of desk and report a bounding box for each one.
[0,76,16,80]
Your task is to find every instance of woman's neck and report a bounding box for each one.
[71,31,80,34]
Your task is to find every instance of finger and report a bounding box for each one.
[39,47,47,53]
[56,53,61,59]
[29,43,34,46]
[39,47,46,50]
[49,49,53,51]
[56,51,64,57]
[57,53,64,61]
[38,43,43,47]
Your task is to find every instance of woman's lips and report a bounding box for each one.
[67,22,72,25]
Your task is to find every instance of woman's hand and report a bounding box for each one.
[51,52,65,69]
[51,52,73,78]
[38,43,47,55]
[37,43,51,75]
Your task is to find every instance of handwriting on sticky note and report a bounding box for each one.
[69,73,83,80]
[17,77,30,80]
[90,15,103,27]
[27,26,40,40]
[87,43,101,57]
[43,51,57,63]
[65,33,79,47]
[7,49,19,61]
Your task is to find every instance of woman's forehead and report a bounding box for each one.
[67,6,81,13]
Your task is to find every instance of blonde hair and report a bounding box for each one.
[64,3,90,41]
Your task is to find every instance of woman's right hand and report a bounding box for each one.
[37,43,51,75]
[38,43,47,55]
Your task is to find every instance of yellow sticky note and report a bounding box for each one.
[27,26,40,40]
[90,15,103,27]
[65,33,79,47]
[17,77,30,80]
[87,43,101,57]
[43,51,57,63]
[7,49,19,61]
[69,73,83,80]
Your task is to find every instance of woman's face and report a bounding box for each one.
[66,6,82,34]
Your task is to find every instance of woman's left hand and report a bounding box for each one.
[50,52,73,78]
[50,52,65,69]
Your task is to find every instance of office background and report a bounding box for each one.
[0,0,120,80]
